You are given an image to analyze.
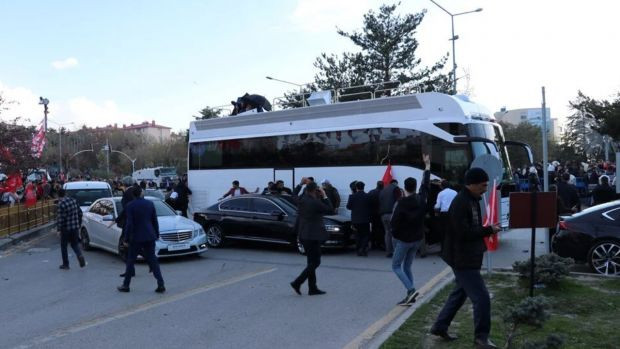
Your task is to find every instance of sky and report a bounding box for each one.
[0,0,619,133]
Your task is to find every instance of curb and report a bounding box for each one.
[0,222,56,251]
[342,266,455,349]
[363,267,454,349]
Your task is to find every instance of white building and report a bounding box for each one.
[494,108,561,140]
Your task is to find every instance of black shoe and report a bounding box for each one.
[155,285,166,293]
[78,255,86,268]
[59,264,70,270]
[397,296,410,306]
[430,328,458,341]
[119,272,136,277]
[308,289,326,296]
[290,282,301,295]
[117,285,130,292]
[474,338,497,349]
[405,290,420,304]
[386,253,393,258]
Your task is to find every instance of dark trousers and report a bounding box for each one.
[370,214,385,249]
[354,223,370,254]
[123,240,164,287]
[433,269,491,341]
[60,229,83,266]
[293,240,322,291]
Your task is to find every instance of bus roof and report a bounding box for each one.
[189,92,492,142]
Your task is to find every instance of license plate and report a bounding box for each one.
[168,243,191,251]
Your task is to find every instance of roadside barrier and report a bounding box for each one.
[0,200,56,237]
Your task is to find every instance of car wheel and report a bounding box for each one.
[296,237,306,255]
[80,228,91,251]
[206,224,225,248]
[588,240,620,276]
[118,238,128,262]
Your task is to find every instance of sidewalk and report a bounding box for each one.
[0,222,55,251]
[365,227,549,349]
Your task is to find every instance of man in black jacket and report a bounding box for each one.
[390,154,430,305]
[346,181,372,256]
[431,168,500,349]
[290,182,333,296]
[591,175,616,206]
[557,173,580,212]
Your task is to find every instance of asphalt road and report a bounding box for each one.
[0,232,448,349]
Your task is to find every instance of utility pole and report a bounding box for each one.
[39,97,49,132]
[541,87,548,192]
[105,138,110,177]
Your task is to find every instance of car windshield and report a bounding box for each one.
[153,200,176,216]
[115,199,176,217]
[66,189,111,207]
[160,167,177,176]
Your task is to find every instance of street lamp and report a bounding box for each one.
[430,1,482,95]
[111,150,137,174]
[38,97,49,131]
[47,120,74,175]
[266,76,308,107]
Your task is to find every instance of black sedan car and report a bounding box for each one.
[193,194,354,253]
[552,200,620,275]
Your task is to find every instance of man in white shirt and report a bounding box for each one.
[434,180,457,214]
[434,180,457,244]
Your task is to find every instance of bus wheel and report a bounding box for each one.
[206,224,225,248]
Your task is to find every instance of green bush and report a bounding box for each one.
[503,296,551,348]
[513,253,574,285]
[523,334,565,349]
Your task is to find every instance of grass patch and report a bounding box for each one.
[381,273,620,349]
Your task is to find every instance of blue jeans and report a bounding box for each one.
[392,239,421,292]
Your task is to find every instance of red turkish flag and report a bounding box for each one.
[382,163,393,186]
[483,179,499,251]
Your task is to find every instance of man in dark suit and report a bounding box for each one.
[290,182,333,296]
[117,186,165,293]
[347,181,372,256]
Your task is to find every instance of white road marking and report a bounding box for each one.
[342,266,453,349]
[12,267,277,349]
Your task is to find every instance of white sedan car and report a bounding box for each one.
[80,196,208,258]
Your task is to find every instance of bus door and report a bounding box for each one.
[274,169,295,191]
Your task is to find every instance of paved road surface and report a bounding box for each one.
[0,232,448,349]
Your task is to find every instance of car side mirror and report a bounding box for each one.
[102,214,114,221]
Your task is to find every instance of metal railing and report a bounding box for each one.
[0,200,57,237]
[271,80,424,110]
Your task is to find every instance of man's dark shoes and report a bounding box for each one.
[290,282,301,295]
[474,338,498,349]
[59,264,70,270]
[308,288,326,296]
[386,253,393,258]
[397,295,409,306]
[119,271,136,277]
[155,285,166,293]
[78,255,86,268]
[430,328,458,341]
[405,289,420,304]
[117,285,130,292]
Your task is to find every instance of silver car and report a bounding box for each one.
[80,196,208,258]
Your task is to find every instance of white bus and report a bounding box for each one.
[132,166,178,188]
[187,91,531,219]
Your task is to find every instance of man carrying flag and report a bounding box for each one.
[431,168,501,349]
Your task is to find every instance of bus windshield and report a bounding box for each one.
[467,123,513,181]
[159,167,177,176]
